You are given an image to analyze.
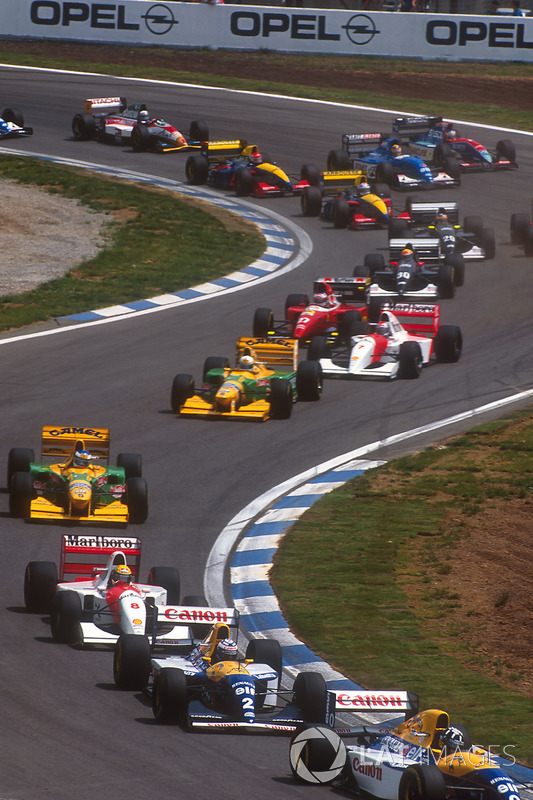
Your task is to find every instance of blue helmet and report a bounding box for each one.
[216,638,238,661]
[73,450,92,468]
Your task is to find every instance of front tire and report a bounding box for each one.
[444,252,465,288]
[185,154,208,185]
[24,561,58,613]
[398,341,423,379]
[153,668,188,725]
[117,453,143,479]
[333,197,350,229]
[480,227,496,260]
[398,765,446,800]
[253,308,274,338]
[131,123,151,152]
[51,590,82,644]
[71,113,96,141]
[235,166,254,196]
[301,186,322,217]
[434,325,462,363]
[10,471,33,518]
[114,633,151,690]
[293,671,328,723]
[189,119,209,141]
[2,107,24,126]
[7,447,34,488]
[171,373,195,414]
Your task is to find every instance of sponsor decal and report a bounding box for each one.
[426,19,533,49]
[63,533,139,549]
[164,607,230,623]
[342,14,380,46]
[230,11,340,41]
[47,426,105,437]
[352,757,383,780]
[141,3,179,35]
[29,2,139,30]
[336,692,409,709]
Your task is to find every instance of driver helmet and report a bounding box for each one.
[358,182,371,196]
[435,209,448,224]
[110,565,132,586]
[73,450,92,468]
[216,638,238,662]
[239,354,254,370]
[138,110,150,123]
[376,319,391,337]
[444,128,457,142]
[250,152,262,166]
[440,726,467,751]
[313,292,328,306]
[401,247,413,258]
[391,143,402,157]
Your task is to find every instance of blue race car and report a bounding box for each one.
[0,107,33,139]
[393,115,517,173]
[327,132,460,190]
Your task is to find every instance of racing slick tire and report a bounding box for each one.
[398,764,447,800]
[253,308,274,338]
[203,356,230,384]
[444,253,465,288]
[496,138,516,164]
[246,638,283,709]
[189,119,209,141]
[372,182,391,199]
[437,263,456,299]
[388,217,408,238]
[270,378,293,420]
[398,341,423,380]
[153,668,188,725]
[71,112,97,141]
[443,156,461,185]
[7,446,34,488]
[510,212,530,245]
[24,561,58,614]
[364,253,384,276]
[147,566,181,604]
[434,325,462,363]
[171,373,195,413]
[285,293,309,318]
[433,142,453,167]
[339,309,363,344]
[2,107,24,127]
[480,227,496,260]
[332,198,350,229]
[131,123,151,152]
[463,215,483,238]
[126,477,149,524]
[293,671,329,724]
[525,226,533,257]
[181,594,208,639]
[375,161,395,186]
[406,194,422,214]
[117,453,143,479]
[327,149,350,171]
[114,633,151,690]
[9,471,33,518]
[289,724,346,785]
[51,590,82,644]
[367,298,382,324]
[307,336,330,362]
[296,360,323,402]
[301,186,322,217]
[300,164,320,186]
[235,166,254,197]
[352,264,370,281]
[185,154,209,185]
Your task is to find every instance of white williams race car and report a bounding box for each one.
[307,305,462,380]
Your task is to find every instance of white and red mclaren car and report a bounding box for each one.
[307,304,462,380]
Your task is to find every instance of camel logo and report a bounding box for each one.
[342,14,380,46]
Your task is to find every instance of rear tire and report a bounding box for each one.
[389,217,408,238]
[7,447,34,488]
[285,293,309,318]
[510,212,530,245]
[463,215,483,238]
[301,185,322,217]
[126,477,149,524]
[480,227,496,260]
[202,356,230,382]
[181,594,209,639]
[10,471,33,518]
[270,378,293,419]
[364,253,384,275]
[2,107,24,127]
[300,164,320,186]
[326,149,350,171]
[189,119,209,141]
[147,566,181,604]
[339,309,363,344]
[296,361,322,401]
[113,633,151,690]
[443,156,461,184]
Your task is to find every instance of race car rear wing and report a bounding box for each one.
[314,277,368,304]
[200,139,249,160]
[335,689,419,721]
[83,97,127,116]
[389,238,442,263]
[59,533,142,581]
[340,132,384,157]
[320,170,366,195]
[407,201,460,226]
[381,302,440,337]
[392,115,443,140]
[236,336,298,371]
[40,425,111,462]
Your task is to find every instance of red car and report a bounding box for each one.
[252,277,369,347]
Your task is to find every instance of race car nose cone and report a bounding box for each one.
[68,480,92,509]
[216,381,241,410]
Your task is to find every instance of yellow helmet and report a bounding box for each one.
[111,565,132,585]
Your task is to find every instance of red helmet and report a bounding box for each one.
[444,129,457,142]
[250,152,262,166]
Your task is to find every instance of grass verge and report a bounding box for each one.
[0,156,264,331]
[271,407,533,765]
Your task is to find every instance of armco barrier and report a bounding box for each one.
[2,0,533,61]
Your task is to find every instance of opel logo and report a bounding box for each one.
[342,14,380,45]
[142,4,179,35]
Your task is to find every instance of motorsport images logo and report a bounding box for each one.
[142,3,179,35]
[342,14,381,45]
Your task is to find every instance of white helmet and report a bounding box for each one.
[138,110,150,123]
[313,292,328,306]
[359,182,371,196]
[239,354,254,370]
[216,638,238,661]
[73,450,92,468]
[377,320,391,337]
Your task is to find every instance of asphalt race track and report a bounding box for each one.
[1,66,532,800]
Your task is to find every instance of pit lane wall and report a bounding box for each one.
[2,0,533,61]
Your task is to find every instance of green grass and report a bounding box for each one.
[271,408,533,765]
[0,156,263,330]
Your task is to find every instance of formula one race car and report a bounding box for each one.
[301,170,392,230]
[170,337,322,421]
[393,115,517,173]
[389,200,496,278]
[23,534,197,650]
[7,425,148,525]
[115,617,335,732]
[0,107,33,139]
[253,278,369,348]
[510,211,533,256]
[307,304,462,380]
[185,140,318,197]
[290,695,523,800]
[71,97,209,152]
[327,132,460,190]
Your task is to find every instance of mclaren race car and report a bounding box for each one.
[301,170,392,229]
[0,107,33,139]
[170,336,322,421]
[7,425,148,525]
[393,115,517,173]
[185,140,318,197]
[326,132,460,190]
[71,96,209,152]
[307,304,462,380]
[290,697,523,800]
[114,617,335,732]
